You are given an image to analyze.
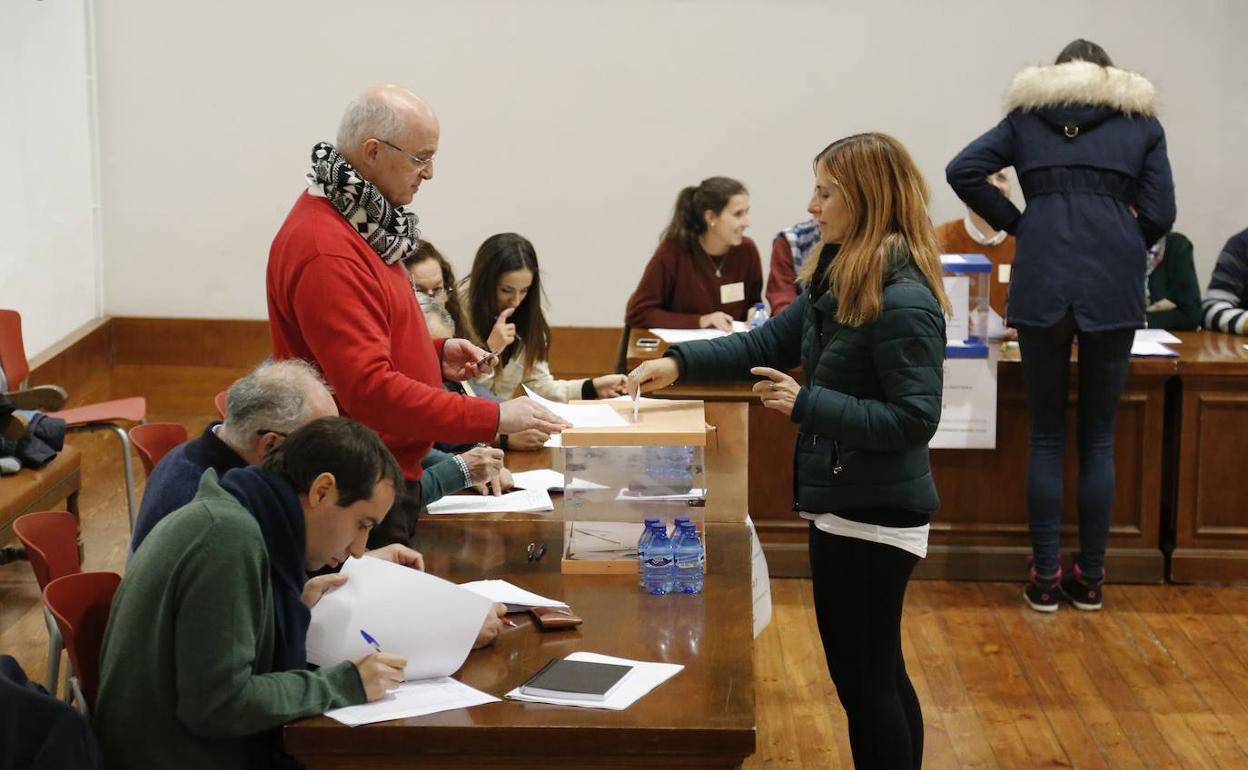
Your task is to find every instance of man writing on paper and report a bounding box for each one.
[96,418,413,769]
[267,84,570,549]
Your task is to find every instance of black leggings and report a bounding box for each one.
[810,523,923,769]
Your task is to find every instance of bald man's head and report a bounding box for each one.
[337,84,439,207]
[222,359,339,466]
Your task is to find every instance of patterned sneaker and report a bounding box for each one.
[1024,562,1062,613]
[1061,562,1104,611]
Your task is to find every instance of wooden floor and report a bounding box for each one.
[4,364,1248,769]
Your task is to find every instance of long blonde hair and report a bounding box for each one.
[798,133,952,326]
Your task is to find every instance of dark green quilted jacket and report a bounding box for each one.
[667,245,946,518]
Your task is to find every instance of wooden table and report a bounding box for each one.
[0,443,81,549]
[626,328,1175,582]
[284,402,757,769]
[1170,330,1248,582]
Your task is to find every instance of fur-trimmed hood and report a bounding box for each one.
[1006,61,1156,117]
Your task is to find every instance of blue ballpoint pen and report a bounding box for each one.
[360,629,382,653]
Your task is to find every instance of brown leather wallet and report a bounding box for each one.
[530,606,583,630]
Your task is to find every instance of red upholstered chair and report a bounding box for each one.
[12,511,81,696]
[129,422,188,476]
[214,390,228,419]
[0,309,147,529]
[43,571,121,717]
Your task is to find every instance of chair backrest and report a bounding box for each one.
[12,512,81,589]
[213,390,228,419]
[43,571,121,712]
[129,422,188,475]
[0,309,31,388]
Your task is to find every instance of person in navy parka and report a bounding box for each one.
[947,39,1176,613]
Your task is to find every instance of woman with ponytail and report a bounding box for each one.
[624,177,762,331]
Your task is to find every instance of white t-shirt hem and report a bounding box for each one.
[799,511,929,559]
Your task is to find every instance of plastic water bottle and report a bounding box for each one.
[642,523,675,595]
[749,301,769,330]
[673,521,704,594]
[637,517,660,588]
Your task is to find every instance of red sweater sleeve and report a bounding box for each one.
[624,246,703,329]
[290,254,498,444]
[766,236,797,314]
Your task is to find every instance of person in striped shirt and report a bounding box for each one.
[1201,228,1248,334]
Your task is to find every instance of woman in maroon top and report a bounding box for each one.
[625,176,763,330]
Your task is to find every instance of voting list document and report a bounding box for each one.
[307,556,493,681]
[307,557,501,725]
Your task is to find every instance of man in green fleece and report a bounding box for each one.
[95,416,410,770]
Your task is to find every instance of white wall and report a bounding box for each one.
[0,0,101,362]
[93,0,1248,326]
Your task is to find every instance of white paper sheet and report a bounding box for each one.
[746,516,772,638]
[1135,329,1182,344]
[523,386,628,428]
[615,488,705,503]
[306,557,492,681]
[647,322,748,344]
[459,579,569,609]
[324,677,498,726]
[505,652,683,710]
[1130,340,1179,357]
[943,275,971,343]
[424,487,555,515]
[930,357,998,450]
[510,468,609,492]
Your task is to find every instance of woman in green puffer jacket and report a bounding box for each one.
[629,133,950,770]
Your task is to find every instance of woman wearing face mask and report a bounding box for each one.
[464,233,628,451]
[402,242,511,496]
[630,134,950,770]
[625,177,763,332]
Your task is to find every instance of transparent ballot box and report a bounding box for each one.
[940,253,991,358]
[557,398,708,574]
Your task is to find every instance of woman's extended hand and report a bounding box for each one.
[592,374,630,398]
[627,358,680,396]
[751,366,800,417]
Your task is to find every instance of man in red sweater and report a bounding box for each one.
[268,84,568,548]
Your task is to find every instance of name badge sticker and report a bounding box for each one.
[998,264,1012,283]
[720,282,745,303]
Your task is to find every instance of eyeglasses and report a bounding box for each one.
[255,429,289,438]
[414,286,451,302]
[378,138,435,172]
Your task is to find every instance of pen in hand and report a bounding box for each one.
[360,628,382,653]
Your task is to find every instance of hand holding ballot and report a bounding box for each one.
[627,357,680,395]
[498,396,574,436]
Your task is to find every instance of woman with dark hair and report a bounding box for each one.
[625,177,762,331]
[947,39,1176,612]
[465,233,627,449]
[631,134,950,769]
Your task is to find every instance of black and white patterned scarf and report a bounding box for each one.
[306,142,420,265]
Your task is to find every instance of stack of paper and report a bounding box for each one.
[459,579,569,609]
[616,488,705,503]
[565,522,640,560]
[510,468,609,493]
[324,678,498,726]
[647,322,748,344]
[424,487,555,515]
[505,652,683,710]
[1131,328,1181,357]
